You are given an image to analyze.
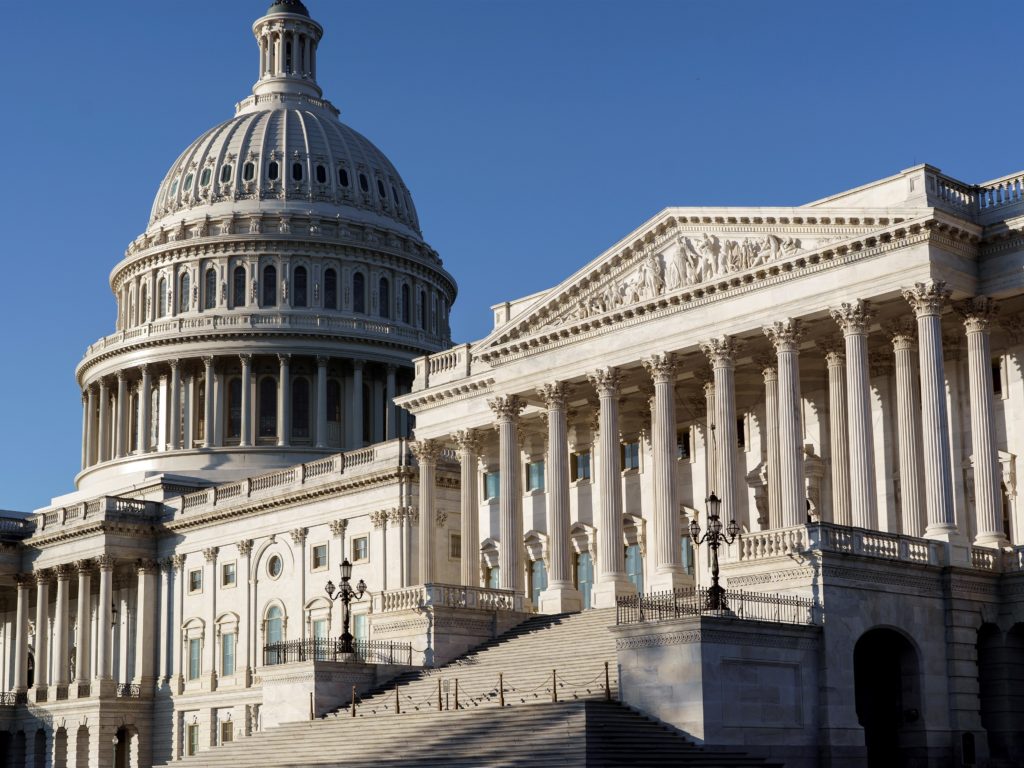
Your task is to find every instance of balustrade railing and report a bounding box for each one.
[263,639,412,667]
[0,691,27,706]
[736,523,943,567]
[116,683,142,699]
[616,587,818,626]
[377,583,523,614]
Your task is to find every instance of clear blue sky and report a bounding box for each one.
[0,0,1020,512]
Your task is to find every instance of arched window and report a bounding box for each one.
[292,378,310,440]
[419,290,427,329]
[204,268,217,310]
[338,167,349,187]
[265,605,284,662]
[324,268,338,309]
[291,162,303,182]
[401,284,411,324]
[226,377,242,441]
[200,168,212,187]
[179,273,190,313]
[258,377,277,438]
[359,173,369,193]
[293,266,308,307]
[378,277,390,319]
[184,173,194,192]
[267,161,279,181]
[157,278,168,318]
[315,165,327,184]
[352,272,365,314]
[233,266,246,308]
[263,265,277,307]
[243,162,255,182]
[220,164,233,184]
[377,178,387,198]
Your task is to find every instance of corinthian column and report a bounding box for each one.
[454,430,482,587]
[765,320,805,527]
[822,341,852,527]
[97,379,110,462]
[642,355,687,590]
[134,559,159,687]
[85,386,97,467]
[53,564,72,688]
[887,321,924,537]
[13,574,31,692]
[537,383,583,611]
[277,354,291,447]
[757,358,782,529]
[240,354,253,447]
[587,369,634,608]
[410,439,441,584]
[831,300,876,529]
[115,371,128,458]
[958,297,1007,547]
[489,395,527,596]
[169,360,182,450]
[96,555,114,682]
[33,570,51,693]
[138,364,152,453]
[75,561,93,685]
[904,281,960,542]
[700,337,741,517]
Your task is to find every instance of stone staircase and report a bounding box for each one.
[167,609,782,767]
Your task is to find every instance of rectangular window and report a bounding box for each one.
[483,471,500,500]
[526,460,545,492]
[313,618,329,660]
[188,569,203,594]
[737,416,746,450]
[677,429,691,460]
[993,357,1005,398]
[188,638,201,680]
[353,613,369,643]
[449,533,462,559]
[220,721,233,745]
[352,536,369,563]
[312,543,329,571]
[571,451,591,482]
[221,633,236,677]
[187,724,200,756]
[621,442,640,471]
[221,562,236,588]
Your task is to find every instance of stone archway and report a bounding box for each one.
[52,727,69,768]
[33,729,47,768]
[854,627,924,767]
[977,622,1024,759]
[75,725,89,768]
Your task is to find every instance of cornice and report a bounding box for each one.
[400,378,496,412]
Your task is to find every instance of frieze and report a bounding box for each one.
[821,565,940,593]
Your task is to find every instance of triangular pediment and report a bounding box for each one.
[474,205,928,359]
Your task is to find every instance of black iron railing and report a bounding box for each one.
[263,638,412,667]
[116,683,141,698]
[616,586,819,626]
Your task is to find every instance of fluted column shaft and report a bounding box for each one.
[97,380,110,463]
[85,386,97,467]
[386,365,397,440]
[169,361,182,450]
[758,363,781,528]
[240,354,253,447]
[13,577,30,691]
[904,283,957,537]
[315,356,328,448]
[960,298,1006,547]
[490,396,526,595]
[890,327,923,536]
[278,354,291,447]
[832,301,876,529]
[75,565,92,683]
[455,432,481,587]
[203,357,215,448]
[134,561,159,684]
[34,573,51,689]
[115,372,128,458]
[96,558,114,680]
[701,339,739,515]
[766,321,805,527]
[824,346,852,526]
[412,440,440,584]
[53,568,71,687]
[139,365,152,453]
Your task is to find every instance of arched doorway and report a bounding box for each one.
[977,622,1024,759]
[114,726,129,768]
[76,726,89,768]
[854,628,923,767]
[52,727,69,768]
[33,729,46,768]
[0,731,14,768]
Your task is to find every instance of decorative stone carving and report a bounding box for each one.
[203,547,219,563]
[537,382,569,408]
[289,528,307,545]
[237,539,254,556]
[487,395,525,422]
[903,280,951,317]
[587,368,620,396]
[956,296,997,332]
[452,429,482,459]
[370,510,388,529]
[436,511,448,527]
[410,439,442,463]
[136,559,159,574]
[329,519,347,538]
[830,299,874,334]
[764,319,802,351]
[171,554,186,570]
[642,353,676,383]
[96,554,115,570]
[699,336,741,366]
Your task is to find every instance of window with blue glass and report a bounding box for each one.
[526,461,545,492]
[188,637,201,680]
[221,633,235,676]
[677,429,691,460]
[530,559,547,606]
[483,471,500,501]
[622,442,640,471]
[571,451,591,482]
[625,544,644,594]
[487,566,500,589]
[680,534,695,576]
[574,552,593,609]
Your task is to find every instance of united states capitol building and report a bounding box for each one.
[3,2,1024,767]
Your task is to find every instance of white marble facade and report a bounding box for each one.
[3,1,1024,766]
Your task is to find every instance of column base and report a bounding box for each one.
[648,569,693,593]
[973,532,1010,549]
[924,526,970,566]
[538,584,583,614]
[591,576,637,609]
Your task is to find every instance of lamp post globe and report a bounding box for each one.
[325,558,367,655]
[690,492,740,611]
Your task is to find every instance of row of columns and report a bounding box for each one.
[10,558,159,694]
[259,27,317,81]
[81,356,408,470]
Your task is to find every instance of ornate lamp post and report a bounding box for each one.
[688,493,740,611]
[324,559,367,654]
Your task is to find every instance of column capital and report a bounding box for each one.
[820,338,846,367]
[488,394,526,422]
[289,527,308,545]
[97,377,109,392]
[452,429,482,456]
[956,296,998,334]
[386,363,397,375]
[753,354,777,381]
[55,563,74,580]
[699,336,741,367]
[135,559,159,574]
[642,353,677,384]
[587,367,620,396]
[329,519,348,538]
[237,539,254,556]
[370,510,388,529]
[830,299,874,335]
[277,353,291,365]
[168,358,181,371]
[171,554,186,570]
[886,318,917,350]
[410,438,443,463]
[537,381,570,408]
[96,554,115,571]
[202,356,215,370]
[352,358,365,371]
[764,319,802,351]
[34,568,53,585]
[316,355,330,367]
[14,572,35,588]
[239,353,252,365]
[903,280,951,317]
[116,370,127,382]
[202,546,219,563]
[76,558,95,574]
[138,363,150,376]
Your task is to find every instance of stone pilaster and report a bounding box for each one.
[95,555,114,683]
[134,559,159,688]
[202,356,215,448]
[489,395,527,597]
[765,320,805,527]
[75,560,93,686]
[831,300,876,529]
[139,364,152,453]
[97,379,110,462]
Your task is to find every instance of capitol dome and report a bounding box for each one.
[74,1,455,495]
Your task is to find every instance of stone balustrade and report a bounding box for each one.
[33,496,160,535]
[374,583,524,614]
[735,522,945,567]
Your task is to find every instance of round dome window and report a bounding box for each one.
[267,555,283,579]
